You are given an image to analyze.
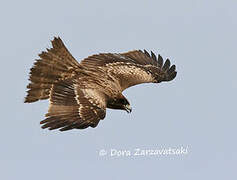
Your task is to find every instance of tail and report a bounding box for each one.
[24,37,81,103]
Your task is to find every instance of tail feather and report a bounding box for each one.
[24,37,80,103]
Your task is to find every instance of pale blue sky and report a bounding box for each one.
[0,0,236,179]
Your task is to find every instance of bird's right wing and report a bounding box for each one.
[81,50,177,91]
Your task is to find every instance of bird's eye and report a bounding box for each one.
[119,99,127,104]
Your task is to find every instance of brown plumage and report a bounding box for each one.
[25,37,177,131]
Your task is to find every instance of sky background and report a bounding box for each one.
[0,0,236,179]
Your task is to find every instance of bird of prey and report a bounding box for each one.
[25,37,177,131]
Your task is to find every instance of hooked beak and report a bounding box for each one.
[124,104,132,113]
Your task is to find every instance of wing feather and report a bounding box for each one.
[157,54,163,68]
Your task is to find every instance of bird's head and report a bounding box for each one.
[118,98,132,113]
[107,96,132,113]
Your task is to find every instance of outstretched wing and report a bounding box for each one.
[40,78,106,131]
[80,50,177,91]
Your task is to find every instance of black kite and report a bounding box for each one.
[25,37,177,131]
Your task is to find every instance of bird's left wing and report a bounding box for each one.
[80,50,177,91]
[40,78,106,131]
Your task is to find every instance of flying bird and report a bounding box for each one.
[25,37,177,131]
